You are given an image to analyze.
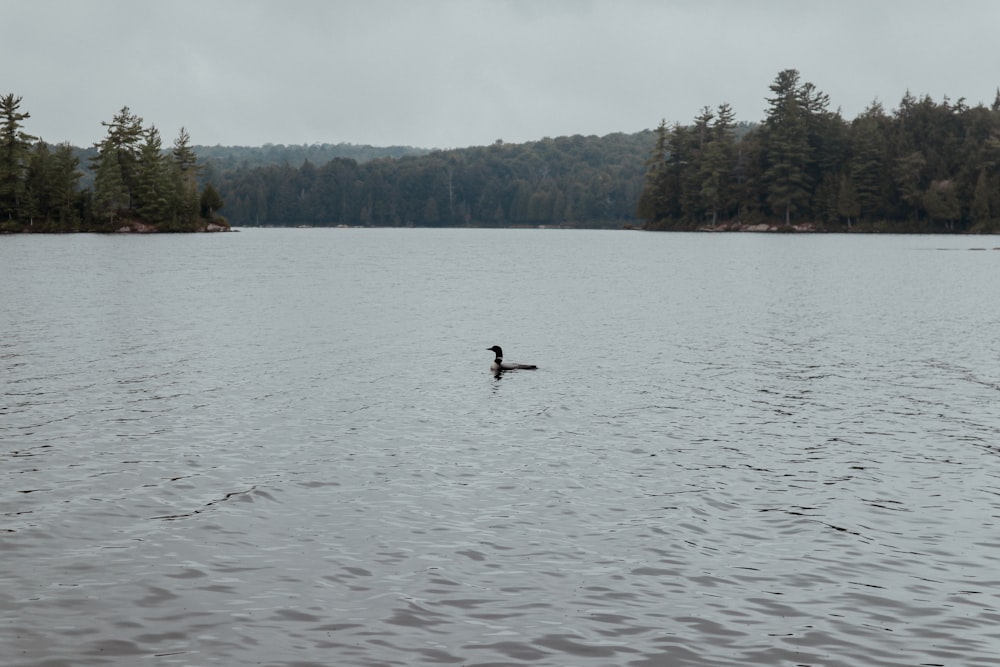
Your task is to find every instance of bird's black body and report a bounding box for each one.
[487,345,537,373]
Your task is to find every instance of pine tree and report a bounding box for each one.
[91,106,144,222]
[92,145,129,225]
[171,127,200,227]
[136,126,171,223]
[49,143,82,231]
[22,141,81,231]
[0,94,37,223]
[762,69,812,225]
[850,104,890,222]
[697,103,738,226]
[23,141,50,226]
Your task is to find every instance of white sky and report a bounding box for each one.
[5,0,1000,148]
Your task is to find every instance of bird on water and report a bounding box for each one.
[487,345,537,373]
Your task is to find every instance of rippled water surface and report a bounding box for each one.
[3,229,1000,666]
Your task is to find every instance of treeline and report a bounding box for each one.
[196,143,429,173]
[638,69,1000,232]
[9,69,1000,233]
[0,95,226,233]
[212,132,654,227]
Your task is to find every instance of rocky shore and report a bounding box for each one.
[697,222,819,232]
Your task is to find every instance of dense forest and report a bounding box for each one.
[0,96,227,233]
[208,69,1000,232]
[5,68,1000,233]
[211,132,655,228]
[196,143,428,172]
[639,69,1000,233]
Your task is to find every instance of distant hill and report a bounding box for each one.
[194,142,431,171]
[210,131,656,228]
[50,132,661,229]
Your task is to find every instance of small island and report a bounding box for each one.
[0,96,229,233]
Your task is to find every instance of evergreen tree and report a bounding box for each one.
[893,150,926,223]
[22,142,82,231]
[657,123,694,226]
[849,104,890,222]
[92,144,129,225]
[91,106,144,222]
[761,69,812,225]
[136,126,172,223]
[971,168,993,230]
[697,103,738,226]
[23,141,51,226]
[172,126,200,225]
[49,143,82,231]
[199,183,223,219]
[0,94,37,223]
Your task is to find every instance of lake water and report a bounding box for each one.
[2,228,999,667]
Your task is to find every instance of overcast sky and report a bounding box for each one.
[5,0,1000,148]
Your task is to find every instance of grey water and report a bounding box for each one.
[2,228,999,667]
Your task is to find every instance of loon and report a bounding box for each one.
[487,345,538,373]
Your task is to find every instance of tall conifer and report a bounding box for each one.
[0,94,37,222]
[762,69,812,225]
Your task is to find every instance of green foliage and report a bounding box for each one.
[762,69,813,224]
[7,74,1000,234]
[213,132,652,227]
[196,143,428,172]
[172,127,202,227]
[200,183,223,218]
[22,141,83,231]
[638,69,1000,232]
[136,126,173,222]
[0,94,37,221]
[85,110,223,231]
[640,108,751,230]
[0,98,232,232]
[91,106,144,222]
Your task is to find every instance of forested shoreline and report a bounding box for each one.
[639,69,1000,233]
[211,131,654,228]
[0,96,227,233]
[4,68,1000,233]
[207,69,1000,232]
